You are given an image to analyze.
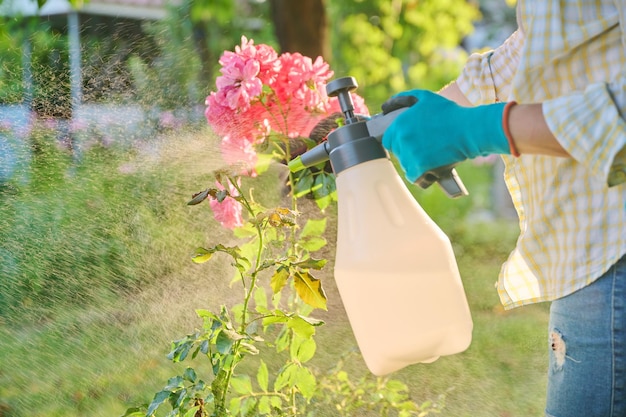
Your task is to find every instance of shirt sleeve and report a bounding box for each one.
[456,30,525,106]
[543,81,626,186]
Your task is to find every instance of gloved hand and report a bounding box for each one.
[382,89,514,183]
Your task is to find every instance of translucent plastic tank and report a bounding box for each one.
[333,157,473,376]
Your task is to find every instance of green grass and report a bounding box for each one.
[0,130,549,417]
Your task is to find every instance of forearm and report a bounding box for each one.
[439,82,569,157]
[438,81,473,107]
[508,103,570,157]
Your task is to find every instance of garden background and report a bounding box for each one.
[0,0,550,416]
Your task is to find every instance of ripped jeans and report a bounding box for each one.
[546,255,626,417]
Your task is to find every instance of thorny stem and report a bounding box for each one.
[215,175,266,411]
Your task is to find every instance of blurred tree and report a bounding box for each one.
[327,0,480,108]
[269,0,328,59]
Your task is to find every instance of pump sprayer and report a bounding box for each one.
[288,76,473,376]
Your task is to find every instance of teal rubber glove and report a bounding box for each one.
[382,89,511,183]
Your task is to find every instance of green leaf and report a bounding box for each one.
[258,396,272,414]
[191,247,213,264]
[215,330,234,355]
[254,286,268,311]
[299,236,327,252]
[164,376,184,391]
[146,390,170,416]
[274,363,297,391]
[121,407,145,417]
[257,360,269,391]
[314,192,334,211]
[300,218,327,238]
[274,325,291,353]
[241,397,257,416]
[270,266,290,294]
[182,406,200,417]
[254,152,274,175]
[291,336,316,363]
[293,172,315,198]
[169,387,187,409]
[229,397,242,416]
[183,367,197,383]
[196,309,218,321]
[187,189,210,205]
[295,366,317,399]
[293,271,327,310]
[312,172,337,210]
[295,257,327,270]
[167,339,194,363]
[270,396,282,410]
[230,374,253,395]
[262,313,289,328]
[287,316,316,339]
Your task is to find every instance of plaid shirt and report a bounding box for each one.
[456,0,626,309]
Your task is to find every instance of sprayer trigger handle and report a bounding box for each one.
[381,95,418,115]
[415,166,469,199]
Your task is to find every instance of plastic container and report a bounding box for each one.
[333,157,473,376]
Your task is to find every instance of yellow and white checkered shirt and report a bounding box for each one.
[457,0,626,309]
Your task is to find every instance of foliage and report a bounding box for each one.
[122,38,444,417]
[0,126,209,322]
[327,0,481,108]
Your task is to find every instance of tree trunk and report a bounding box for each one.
[268,0,328,60]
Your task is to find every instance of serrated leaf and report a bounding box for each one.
[296,258,327,270]
[314,191,334,211]
[300,236,327,252]
[230,374,253,395]
[312,172,336,199]
[257,360,269,391]
[187,189,210,205]
[287,316,316,339]
[183,406,200,417]
[169,387,187,409]
[270,266,290,294]
[241,397,256,416]
[270,396,282,409]
[293,172,315,198]
[300,218,327,238]
[258,396,271,414]
[274,325,291,352]
[293,271,327,310]
[229,397,242,416]
[215,331,234,354]
[274,363,297,391]
[183,367,197,383]
[146,390,170,416]
[215,189,228,202]
[262,314,288,327]
[291,336,316,363]
[121,407,145,417]
[295,366,317,399]
[164,376,184,390]
[191,247,213,264]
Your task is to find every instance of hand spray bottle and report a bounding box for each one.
[288,77,473,376]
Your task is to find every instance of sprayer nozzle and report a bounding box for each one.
[288,156,306,172]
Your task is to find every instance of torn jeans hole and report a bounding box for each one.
[550,329,581,371]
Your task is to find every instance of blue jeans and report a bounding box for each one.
[546,255,626,417]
